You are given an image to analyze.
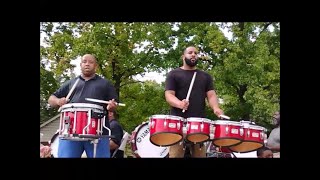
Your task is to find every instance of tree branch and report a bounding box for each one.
[260,22,273,35]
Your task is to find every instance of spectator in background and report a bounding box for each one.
[267,111,280,158]
[257,146,273,158]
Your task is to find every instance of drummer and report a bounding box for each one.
[164,46,224,158]
[48,54,118,158]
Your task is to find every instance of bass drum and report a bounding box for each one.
[49,132,60,158]
[131,122,169,158]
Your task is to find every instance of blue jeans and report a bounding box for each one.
[58,138,110,158]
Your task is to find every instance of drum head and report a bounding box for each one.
[228,141,263,153]
[133,123,169,158]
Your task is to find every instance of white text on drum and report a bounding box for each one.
[136,129,149,143]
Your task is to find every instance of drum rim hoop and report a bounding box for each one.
[61,103,104,110]
[186,117,212,123]
[151,114,184,120]
[214,120,242,125]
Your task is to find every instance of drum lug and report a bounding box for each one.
[151,120,155,129]
[62,116,70,135]
[177,122,180,130]
[183,118,187,124]
[247,130,250,137]
[164,120,167,127]
[209,125,215,140]
[240,128,244,136]
[209,134,214,140]
[200,123,204,132]
[260,132,264,140]
[226,125,229,134]
[64,116,70,123]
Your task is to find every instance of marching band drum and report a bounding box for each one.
[49,109,267,158]
[58,103,110,140]
[48,100,266,158]
[52,102,112,158]
[130,114,267,158]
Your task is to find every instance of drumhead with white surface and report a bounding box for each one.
[50,132,59,158]
[132,123,169,158]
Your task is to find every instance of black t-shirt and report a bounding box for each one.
[109,119,124,158]
[52,74,118,131]
[165,68,214,118]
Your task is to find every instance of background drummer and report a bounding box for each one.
[165,46,224,158]
[108,110,124,158]
[48,54,118,158]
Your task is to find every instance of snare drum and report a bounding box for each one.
[186,117,213,143]
[58,103,107,140]
[149,115,184,146]
[131,122,169,158]
[212,120,243,147]
[228,121,266,153]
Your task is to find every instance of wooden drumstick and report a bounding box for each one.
[219,114,230,120]
[66,78,80,101]
[58,78,80,112]
[182,72,197,113]
[85,98,126,107]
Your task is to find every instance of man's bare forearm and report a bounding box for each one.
[207,90,220,110]
[165,91,182,109]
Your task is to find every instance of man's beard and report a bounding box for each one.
[185,58,198,67]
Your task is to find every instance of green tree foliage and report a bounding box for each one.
[118,80,170,132]
[40,63,59,124]
[213,22,280,130]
